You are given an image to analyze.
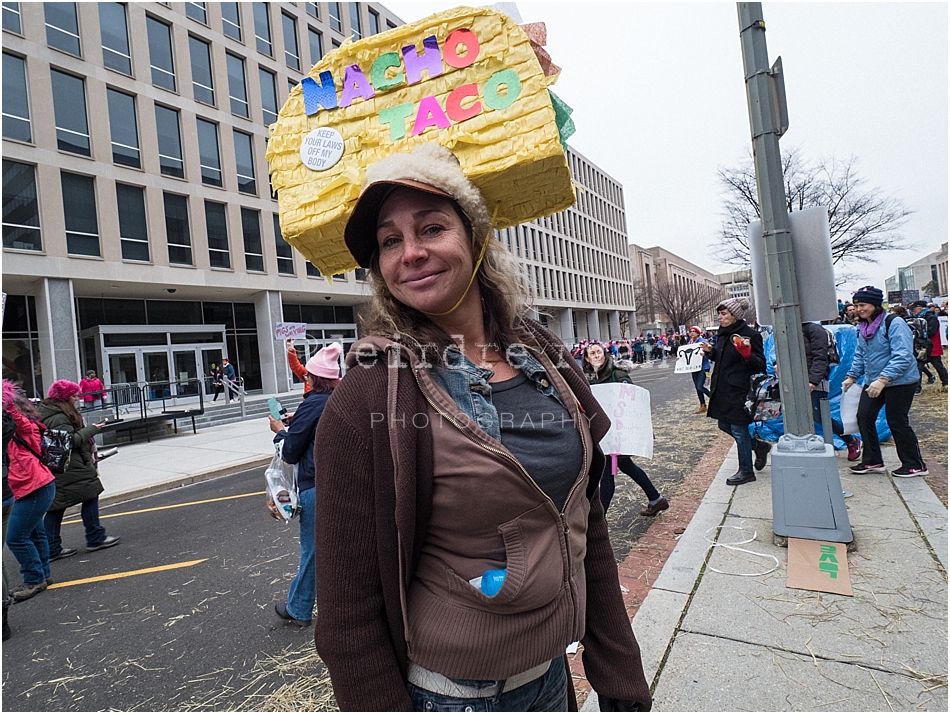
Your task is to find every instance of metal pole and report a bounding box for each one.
[737,3,813,435]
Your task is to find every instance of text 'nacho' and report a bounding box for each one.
[266,6,576,277]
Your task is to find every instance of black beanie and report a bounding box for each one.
[852,285,884,307]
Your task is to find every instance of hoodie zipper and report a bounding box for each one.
[411,365,588,618]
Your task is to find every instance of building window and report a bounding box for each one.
[50,69,90,156]
[2,53,31,142]
[355,268,367,281]
[221,2,241,41]
[205,201,230,269]
[259,67,278,125]
[253,2,271,56]
[155,105,184,178]
[2,2,21,34]
[305,3,319,20]
[331,38,341,50]
[2,161,40,251]
[164,193,192,265]
[226,52,248,117]
[281,13,299,70]
[106,88,140,168]
[387,20,397,31]
[348,3,361,39]
[328,3,342,33]
[233,130,256,195]
[306,261,321,277]
[45,2,81,56]
[189,35,214,105]
[61,172,99,257]
[308,27,323,65]
[146,16,176,91]
[241,208,263,272]
[273,214,294,275]
[116,183,149,261]
[185,1,207,25]
[196,118,222,187]
[99,3,131,75]
[368,9,379,36]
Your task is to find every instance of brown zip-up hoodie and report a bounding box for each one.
[313,320,651,711]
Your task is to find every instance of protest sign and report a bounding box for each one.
[939,315,947,346]
[274,322,308,340]
[589,383,653,459]
[675,344,705,373]
[786,538,853,596]
[266,7,575,276]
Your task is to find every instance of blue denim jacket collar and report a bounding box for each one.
[429,345,565,442]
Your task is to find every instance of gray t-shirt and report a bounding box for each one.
[490,372,584,512]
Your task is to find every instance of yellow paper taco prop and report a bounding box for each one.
[265,5,575,277]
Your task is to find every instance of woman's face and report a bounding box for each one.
[689,329,700,339]
[717,309,737,328]
[854,301,877,321]
[586,345,606,367]
[375,188,474,315]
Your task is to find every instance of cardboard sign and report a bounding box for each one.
[675,344,705,373]
[589,383,653,459]
[274,322,308,340]
[266,7,575,276]
[939,315,948,346]
[786,538,853,596]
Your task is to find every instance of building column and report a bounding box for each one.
[559,307,574,345]
[36,277,80,389]
[254,290,290,394]
[608,311,621,341]
[628,311,639,338]
[588,310,602,341]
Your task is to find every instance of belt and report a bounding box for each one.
[407,659,552,699]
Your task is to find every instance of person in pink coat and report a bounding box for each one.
[79,370,105,409]
[2,380,56,602]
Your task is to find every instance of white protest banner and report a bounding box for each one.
[675,344,705,373]
[275,322,308,340]
[589,383,653,460]
[939,315,948,347]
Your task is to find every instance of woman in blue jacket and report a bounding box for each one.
[267,342,342,626]
[843,286,926,477]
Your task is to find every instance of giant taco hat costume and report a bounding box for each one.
[265,5,576,277]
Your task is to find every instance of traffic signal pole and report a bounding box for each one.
[737,3,813,436]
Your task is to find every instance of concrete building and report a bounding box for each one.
[629,244,725,333]
[717,269,754,320]
[496,146,637,345]
[884,246,945,303]
[2,1,635,398]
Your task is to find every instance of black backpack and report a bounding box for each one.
[824,328,840,365]
[884,313,931,359]
[13,425,71,474]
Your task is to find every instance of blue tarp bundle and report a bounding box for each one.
[750,324,892,448]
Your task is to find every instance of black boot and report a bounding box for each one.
[726,471,756,486]
[753,441,771,471]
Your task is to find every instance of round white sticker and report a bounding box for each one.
[299,127,344,171]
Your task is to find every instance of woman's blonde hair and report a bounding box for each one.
[363,213,534,359]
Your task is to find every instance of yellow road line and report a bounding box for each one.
[47,559,208,589]
[64,491,266,524]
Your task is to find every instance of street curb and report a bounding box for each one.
[89,456,272,511]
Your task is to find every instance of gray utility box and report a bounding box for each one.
[771,434,853,543]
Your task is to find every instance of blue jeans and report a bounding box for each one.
[718,420,756,474]
[692,370,711,405]
[45,498,108,554]
[7,481,55,585]
[407,658,568,712]
[286,486,316,621]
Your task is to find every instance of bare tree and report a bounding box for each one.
[714,148,916,268]
[635,278,724,331]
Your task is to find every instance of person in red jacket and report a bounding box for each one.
[285,339,311,394]
[2,380,56,602]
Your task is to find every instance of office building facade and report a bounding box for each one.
[3,1,635,399]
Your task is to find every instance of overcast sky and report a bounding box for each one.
[383,1,948,298]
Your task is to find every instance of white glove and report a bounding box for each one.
[866,378,888,399]
[842,377,856,392]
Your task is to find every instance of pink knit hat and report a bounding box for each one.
[305,342,342,379]
[47,379,81,401]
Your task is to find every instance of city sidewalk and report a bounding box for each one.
[584,443,948,712]
[95,418,276,505]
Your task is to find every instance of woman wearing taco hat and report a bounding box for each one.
[312,143,650,711]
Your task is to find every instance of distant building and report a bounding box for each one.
[717,269,754,318]
[885,248,945,302]
[629,245,726,333]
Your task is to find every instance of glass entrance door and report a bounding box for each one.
[144,352,170,399]
[201,348,223,396]
[173,350,199,396]
[108,353,138,384]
